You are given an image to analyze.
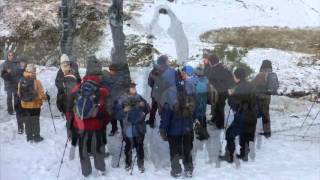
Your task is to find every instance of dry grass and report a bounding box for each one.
[200,26,320,55]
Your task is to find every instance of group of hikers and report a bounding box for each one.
[1,51,278,178]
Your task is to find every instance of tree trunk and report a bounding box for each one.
[60,0,75,57]
[109,0,131,91]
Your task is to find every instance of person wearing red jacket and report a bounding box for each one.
[66,58,110,177]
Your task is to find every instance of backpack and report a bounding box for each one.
[152,70,171,103]
[195,77,209,116]
[265,72,279,95]
[19,78,38,102]
[175,71,194,118]
[74,81,101,120]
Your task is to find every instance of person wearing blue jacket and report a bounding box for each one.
[115,82,150,173]
[159,67,195,178]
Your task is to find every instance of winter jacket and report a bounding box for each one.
[17,72,46,109]
[150,64,178,108]
[55,61,81,93]
[193,76,218,118]
[56,73,78,113]
[101,70,126,104]
[1,59,21,91]
[204,63,235,93]
[160,103,194,136]
[252,69,272,117]
[115,93,150,138]
[252,70,272,101]
[228,81,257,136]
[66,75,110,131]
[160,78,195,136]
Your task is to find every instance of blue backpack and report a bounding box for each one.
[195,77,209,117]
[74,81,100,120]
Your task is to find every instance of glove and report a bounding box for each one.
[160,129,168,141]
[45,91,51,102]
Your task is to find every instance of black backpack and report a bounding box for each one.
[266,72,279,95]
[19,78,38,102]
[74,81,101,120]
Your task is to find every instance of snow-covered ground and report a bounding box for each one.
[0,67,319,180]
[1,0,320,179]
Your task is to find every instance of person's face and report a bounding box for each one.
[8,53,14,61]
[180,71,187,80]
[165,59,170,66]
[129,87,137,95]
[20,62,26,69]
[203,58,209,66]
[109,69,116,76]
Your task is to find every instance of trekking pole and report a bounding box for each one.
[302,109,320,138]
[57,139,69,180]
[46,91,57,133]
[224,108,232,136]
[299,96,318,130]
[130,154,137,175]
[117,139,124,167]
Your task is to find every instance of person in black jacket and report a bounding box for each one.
[1,51,20,115]
[15,57,27,134]
[204,54,235,129]
[219,68,257,163]
[55,54,81,113]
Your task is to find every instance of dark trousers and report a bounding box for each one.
[168,131,194,174]
[22,108,41,139]
[239,133,254,157]
[6,89,18,113]
[213,93,227,129]
[15,101,24,131]
[261,105,271,134]
[197,115,207,128]
[110,116,118,132]
[148,98,158,124]
[124,135,145,167]
[78,130,106,177]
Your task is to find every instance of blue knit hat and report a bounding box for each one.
[182,66,194,76]
[157,55,169,65]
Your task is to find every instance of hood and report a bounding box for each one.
[83,75,101,85]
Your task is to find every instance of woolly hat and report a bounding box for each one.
[86,56,102,75]
[25,64,36,73]
[60,54,70,64]
[157,55,169,65]
[234,68,247,80]
[207,54,219,65]
[182,65,194,76]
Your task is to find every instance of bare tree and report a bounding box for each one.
[60,0,76,57]
[108,0,131,90]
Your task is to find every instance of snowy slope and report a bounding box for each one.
[131,0,320,59]
[0,67,319,180]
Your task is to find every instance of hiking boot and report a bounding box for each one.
[18,129,24,134]
[108,129,118,136]
[259,132,271,138]
[219,153,233,163]
[207,120,215,126]
[185,171,193,178]
[171,171,182,178]
[125,164,131,171]
[33,135,44,143]
[146,120,155,128]
[138,165,145,173]
[26,136,33,142]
